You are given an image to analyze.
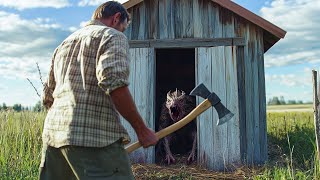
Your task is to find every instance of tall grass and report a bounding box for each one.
[0,111,45,179]
[0,110,318,179]
[255,112,320,179]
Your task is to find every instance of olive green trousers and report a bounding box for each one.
[39,140,134,180]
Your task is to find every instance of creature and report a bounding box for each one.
[157,89,197,165]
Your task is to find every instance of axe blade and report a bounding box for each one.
[214,102,234,125]
[190,83,234,125]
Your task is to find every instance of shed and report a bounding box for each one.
[120,0,286,170]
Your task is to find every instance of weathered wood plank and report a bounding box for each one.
[167,0,175,39]
[121,49,139,162]
[144,48,156,163]
[181,0,193,38]
[173,0,181,38]
[251,27,261,163]
[138,3,146,40]
[200,0,209,38]
[225,46,241,167]
[122,48,155,163]
[207,1,215,38]
[196,48,214,169]
[129,38,245,48]
[192,0,202,38]
[257,31,267,163]
[222,9,241,167]
[236,46,247,163]
[244,24,254,165]
[158,0,168,39]
[212,46,227,171]
[145,0,158,39]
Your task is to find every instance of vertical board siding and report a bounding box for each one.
[145,0,159,39]
[235,16,267,164]
[211,46,227,171]
[236,46,247,162]
[197,47,240,170]
[225,46,241,166]
[251,27,261,163]
[121,48,155,163]
[196,48,214,169]
[244,25,254,165]
[258,32,268,163]
[222,7,241,166]
[126,0,241,40]
[125,0,268,167]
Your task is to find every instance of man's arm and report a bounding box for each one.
[110,86,158,148]
[42,49,57,109]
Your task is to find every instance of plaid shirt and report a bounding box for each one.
[41,20,131,150]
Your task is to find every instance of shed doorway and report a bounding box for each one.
[155,48,197,164]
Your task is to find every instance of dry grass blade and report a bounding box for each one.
[26,78,41,98]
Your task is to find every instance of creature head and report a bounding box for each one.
[165,89,187,122]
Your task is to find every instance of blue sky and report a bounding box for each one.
[0,0,319,106]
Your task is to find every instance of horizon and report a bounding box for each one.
[0,0,319,106]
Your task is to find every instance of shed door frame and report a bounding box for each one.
[125,38,246,166]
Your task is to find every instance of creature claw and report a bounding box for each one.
[187,152,196,165]
[165,154,176,165]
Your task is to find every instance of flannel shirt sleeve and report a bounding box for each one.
[96,33,130,95]
[42,49,57,109]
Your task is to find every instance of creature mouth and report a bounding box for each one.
[170,106,180,121]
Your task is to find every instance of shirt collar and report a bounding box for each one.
[85,20,106,27]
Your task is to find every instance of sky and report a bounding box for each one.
[0,0,319,106]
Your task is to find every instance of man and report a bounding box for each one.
[40,1,158,179]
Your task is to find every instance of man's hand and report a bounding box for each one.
[136,127,158,148]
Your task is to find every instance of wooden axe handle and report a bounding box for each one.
[125,99,212,153]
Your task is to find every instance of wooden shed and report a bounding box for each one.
[120,0,286,170]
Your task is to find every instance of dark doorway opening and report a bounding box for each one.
[155,48,196,164]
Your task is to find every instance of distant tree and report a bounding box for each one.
[2,103,7,110]
[33,101,44,112]
[269,96,281,105]
[279,96,286,105]
[297,100,303,104]
[287,100,297,104]
[12,104,22,112]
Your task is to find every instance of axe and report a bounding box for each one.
[125,83,234,153]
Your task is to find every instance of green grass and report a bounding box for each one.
[0,110,319,179]
[256,111,319,179]
[0,111,45,179]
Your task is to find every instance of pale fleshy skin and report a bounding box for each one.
[158,89,197,165]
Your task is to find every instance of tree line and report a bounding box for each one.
[0,101,44,112]
[267,96,311,105]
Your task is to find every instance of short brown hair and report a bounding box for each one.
[92,1,130,23]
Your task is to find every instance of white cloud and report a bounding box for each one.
[0,11,71,81]
[261,0,320,68]
[78,0,128,6]
[0,0,70,10]
[265,73,310,88]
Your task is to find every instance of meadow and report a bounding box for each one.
[0,107,319,179]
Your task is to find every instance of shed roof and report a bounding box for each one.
[123,0,286,51]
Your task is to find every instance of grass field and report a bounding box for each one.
[0,106,319,179]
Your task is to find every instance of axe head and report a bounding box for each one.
[190,83,234,125]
